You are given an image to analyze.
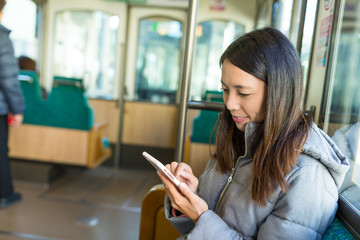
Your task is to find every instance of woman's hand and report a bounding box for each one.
[168,162,199,193]
[158,163,208,223]
[8,113,23,128]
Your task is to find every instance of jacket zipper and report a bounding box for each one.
[214,136,248,213]
[215,166,236,212]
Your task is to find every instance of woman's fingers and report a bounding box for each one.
[157,170,179,194]
[161,162,199,193]
[172,183,209,223]
[159,170,208,223]
[169,162,179,174]
[158,170,185,210]
[178,183,192,197]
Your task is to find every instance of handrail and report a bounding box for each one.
[53,80,83,89]
[187,100,224,112]
[18,75,34,83]
[174,0,199,163]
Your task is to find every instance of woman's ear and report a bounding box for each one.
[0,9,3,22]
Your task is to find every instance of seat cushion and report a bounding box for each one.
[322,218,355,240]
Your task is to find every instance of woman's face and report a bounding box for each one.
[221,59,267,131]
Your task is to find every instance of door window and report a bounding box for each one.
[190,20,244,101]
[2,0,38,66]
[53,10,119,99]
[134,17,183,104]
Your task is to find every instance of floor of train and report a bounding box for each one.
[0,166,161,240]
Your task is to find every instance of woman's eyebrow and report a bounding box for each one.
[221,81,249,89]
[220,81,228,88]
[234,85,248,89]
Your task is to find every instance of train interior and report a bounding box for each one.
[0,0,360,239]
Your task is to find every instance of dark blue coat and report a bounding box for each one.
[0,24,25,115]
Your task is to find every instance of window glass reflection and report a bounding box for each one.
[135,18,183,104]
[327,0,360,211]
[53,10,119,99]
[190,20,244,101]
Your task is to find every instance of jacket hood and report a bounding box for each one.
[302,123,350,189]
[331,122,359,160]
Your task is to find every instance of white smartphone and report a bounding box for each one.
[142,151,181,187]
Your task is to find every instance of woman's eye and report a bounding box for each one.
[239,92,250,97]
[220,88,229,93]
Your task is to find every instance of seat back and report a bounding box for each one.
[18,70,44,124]
[18,70,42,100]
[191,90,223,144]
[19,74,93,131]
[139,184,181,240]
[44,77,93,130]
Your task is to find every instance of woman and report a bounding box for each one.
[158,27,350,239]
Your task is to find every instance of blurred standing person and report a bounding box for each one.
[0,0,25,208]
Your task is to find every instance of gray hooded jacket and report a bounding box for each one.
[0,24,25,115]
[165,122,350,240]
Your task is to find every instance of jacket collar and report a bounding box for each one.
[237,122,260,161]
[0,24,11,34]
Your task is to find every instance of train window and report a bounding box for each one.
[325,1,360,215]
[1,0,38,64]
[190,20,244,101]
[134,17,183,104]
[53,10,119,99]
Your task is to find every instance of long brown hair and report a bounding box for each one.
[0,0,5,12]
[215,27,312,206]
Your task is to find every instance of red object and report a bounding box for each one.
[8,115,14,125]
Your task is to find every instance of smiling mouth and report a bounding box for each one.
[232,116,248,123]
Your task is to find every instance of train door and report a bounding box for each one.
[120,6,187,167]
[40,0,127,162]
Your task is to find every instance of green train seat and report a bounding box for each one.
[9,75,110,168]
[191,90,223,144]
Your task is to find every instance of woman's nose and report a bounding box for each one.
[225,93,240,111]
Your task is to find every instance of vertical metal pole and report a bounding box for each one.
[114,6,130,169]
[295,0,307,53]
[174,0,199,163]
[114,43,126,169]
